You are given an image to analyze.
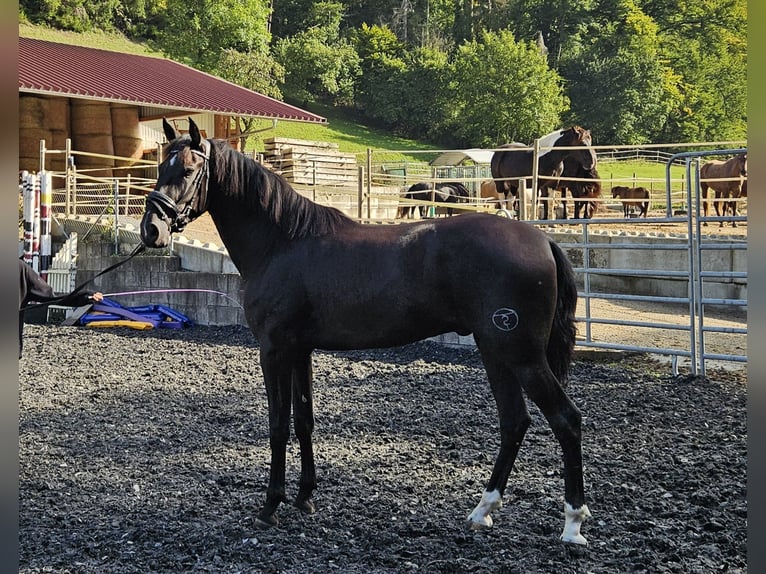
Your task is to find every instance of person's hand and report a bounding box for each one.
[91,292,104,302]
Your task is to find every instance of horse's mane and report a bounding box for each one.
[208,139,352,239]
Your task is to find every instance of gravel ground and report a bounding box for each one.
[19,324,746,573]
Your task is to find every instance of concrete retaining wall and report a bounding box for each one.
[74,237,247,327]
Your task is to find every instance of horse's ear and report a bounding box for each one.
[188,117,202,149]
[162,118,179,142]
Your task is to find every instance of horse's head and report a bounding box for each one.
[739,153,747,177]
[140,117,211,248]
[543,126,596,171]
[566,126,597,170]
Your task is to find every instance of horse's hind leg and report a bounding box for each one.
[518,363,590,545]
[292,352,317,514]
[466,361,530,530]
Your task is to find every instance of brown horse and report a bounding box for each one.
[556,159,602,219]
[491,127,597,220]
[611,186,650,218]
[701,153,747,227]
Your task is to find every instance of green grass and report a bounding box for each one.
[19,21,160,56]
[245,103,441,164]
[598,160,688,192]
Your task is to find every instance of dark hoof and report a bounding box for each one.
[254,512,279,529]
[294,497,316,515]
[562,540,589,558]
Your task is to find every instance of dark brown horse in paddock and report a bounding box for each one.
[701,153,747,227]
[491,127,597,220]
[397,181,470,218]
[140,118,590,546]
[611,186,650,218]
[556,159,602,220]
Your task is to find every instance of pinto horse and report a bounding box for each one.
[140,118,590,545]
[556,159,602,220]
[397,181,470,218]
[701,153,747,227]
[491,127,597,220]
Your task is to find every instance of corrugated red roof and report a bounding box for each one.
[18,37,326,123]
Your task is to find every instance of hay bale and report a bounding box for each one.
[19,127,52,173]
[111,104,144,168]
[19,95,47,129]
[71,99,113,136]
[71,100,114,177]
[45,96,70,132]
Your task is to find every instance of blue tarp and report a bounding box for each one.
[80,297,194,329]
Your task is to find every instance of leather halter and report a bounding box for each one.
[146,142,210,234]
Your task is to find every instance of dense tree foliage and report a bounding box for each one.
[19,0,747,146]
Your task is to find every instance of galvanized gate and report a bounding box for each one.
[560,148,747,376]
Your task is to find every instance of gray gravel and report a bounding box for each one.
[19,324,746,573]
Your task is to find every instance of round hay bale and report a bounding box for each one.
[48,130,69,171]
[44,96,70,133]
[110,103,140,135]
[111,104,144,167]
[71,101,114,176]
[72,133,115,178]
[19,96,47,130]
[19,127,53,159]
[19,156,38,174]
[71,100,113,136]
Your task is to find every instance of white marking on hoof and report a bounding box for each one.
[466,489,502,530]
[560,502,591,545]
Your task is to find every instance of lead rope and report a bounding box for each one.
[20,243,146,312]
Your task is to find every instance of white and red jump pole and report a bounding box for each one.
[21,170,52,280]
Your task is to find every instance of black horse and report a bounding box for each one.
[491,127,597,220]
[557,159,602,220]
[397,181,470,218]
[140,118,590,545]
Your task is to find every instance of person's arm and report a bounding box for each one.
[19,259,55,304]
[19,260,102,307]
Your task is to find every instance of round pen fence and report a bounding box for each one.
[21,137,747,375]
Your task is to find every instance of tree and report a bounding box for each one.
[213,48,286,149]
[157,0,271,71]
[351,23,408,124]
[560,0,681,144]
[445,29,569,147]
[20,0,123,31]
[644,0,747,142]
[273,2,361,105]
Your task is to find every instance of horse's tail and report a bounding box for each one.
[547,239,578,386]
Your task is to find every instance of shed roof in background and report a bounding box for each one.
[18,37,326,124]
[429,149,495,166]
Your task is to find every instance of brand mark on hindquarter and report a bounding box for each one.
[491,308,519,331]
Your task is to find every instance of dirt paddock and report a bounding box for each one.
[19,323,746,573]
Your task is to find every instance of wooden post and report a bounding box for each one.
[357,166,364,220]
[531,138,540,219]
[518,178,528,221]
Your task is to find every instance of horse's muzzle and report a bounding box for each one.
[140,211,172,248]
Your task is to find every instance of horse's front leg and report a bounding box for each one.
[292,351,317,514]
[256,349,293,528]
